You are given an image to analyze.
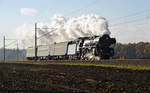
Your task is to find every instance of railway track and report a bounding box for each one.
[15,59,150,67]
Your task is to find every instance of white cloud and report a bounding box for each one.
[20,8,38,15]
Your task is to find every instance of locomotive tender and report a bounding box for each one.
[26,34,116,61]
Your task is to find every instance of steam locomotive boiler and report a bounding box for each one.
[26,34,116,61]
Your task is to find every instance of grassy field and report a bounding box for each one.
[0,61,150,93]
[1,60,150,70]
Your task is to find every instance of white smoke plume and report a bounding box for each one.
[38,14,111,43]
[14,14,111,47]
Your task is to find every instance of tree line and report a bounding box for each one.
[114,42,150,59]
[0,49,26,61]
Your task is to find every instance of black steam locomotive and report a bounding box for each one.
[26,34,116,61]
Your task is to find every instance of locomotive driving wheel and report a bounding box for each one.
[81,48,90,60]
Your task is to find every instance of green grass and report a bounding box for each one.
[58,63,150,70]
[0,61,150,71]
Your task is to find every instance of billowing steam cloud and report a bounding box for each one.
[14,14,111,47]
[38,14,110,43]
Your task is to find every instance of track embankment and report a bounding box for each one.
[16,59,150,67]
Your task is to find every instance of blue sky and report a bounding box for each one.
[0,0,150,47]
